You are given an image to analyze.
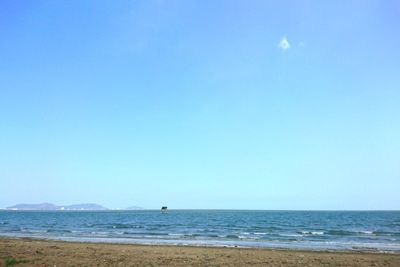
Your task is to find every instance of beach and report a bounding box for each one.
[1,238,400,266]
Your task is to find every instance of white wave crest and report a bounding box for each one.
[301,231,324,235]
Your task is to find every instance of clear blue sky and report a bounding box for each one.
[1,1,399,210]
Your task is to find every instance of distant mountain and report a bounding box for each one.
[125,206,144,210]
[6,203,108,211]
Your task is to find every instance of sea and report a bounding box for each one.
[1,210,399,252]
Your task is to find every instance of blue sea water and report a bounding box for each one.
[1,210,399,252]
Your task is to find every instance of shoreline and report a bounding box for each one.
[1,236,394,253]
[1,237,400,266]
[2,234,399,254]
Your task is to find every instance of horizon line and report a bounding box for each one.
[1,208,399,212]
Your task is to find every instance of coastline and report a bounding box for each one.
[1,237,400,266]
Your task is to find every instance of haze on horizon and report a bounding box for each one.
[1,1,399,210]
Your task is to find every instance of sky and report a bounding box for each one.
[0,0,399,210]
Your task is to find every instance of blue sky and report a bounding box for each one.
[1,0,399,209]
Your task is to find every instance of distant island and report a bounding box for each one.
[5,203,144,211]
[6,203,108,211]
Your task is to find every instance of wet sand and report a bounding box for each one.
[1,237,399,266]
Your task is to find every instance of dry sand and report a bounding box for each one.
[1,237,400,266]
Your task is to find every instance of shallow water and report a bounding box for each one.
[1,210,399,251]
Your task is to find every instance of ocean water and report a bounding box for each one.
[1,210,399,252]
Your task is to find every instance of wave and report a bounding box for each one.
[46,229,72,233]
[110,224,143,229]
[373,230,399,236]
[300,231,324,235]
[168,233,184,236]
[238,236,261,240]
[359,231,374,235]
[279,233,303,237]
[325,230,352,236]
[26,229,47,233]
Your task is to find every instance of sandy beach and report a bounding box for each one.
[0,238,399,266]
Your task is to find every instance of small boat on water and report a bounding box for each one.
[161,206,167,213]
